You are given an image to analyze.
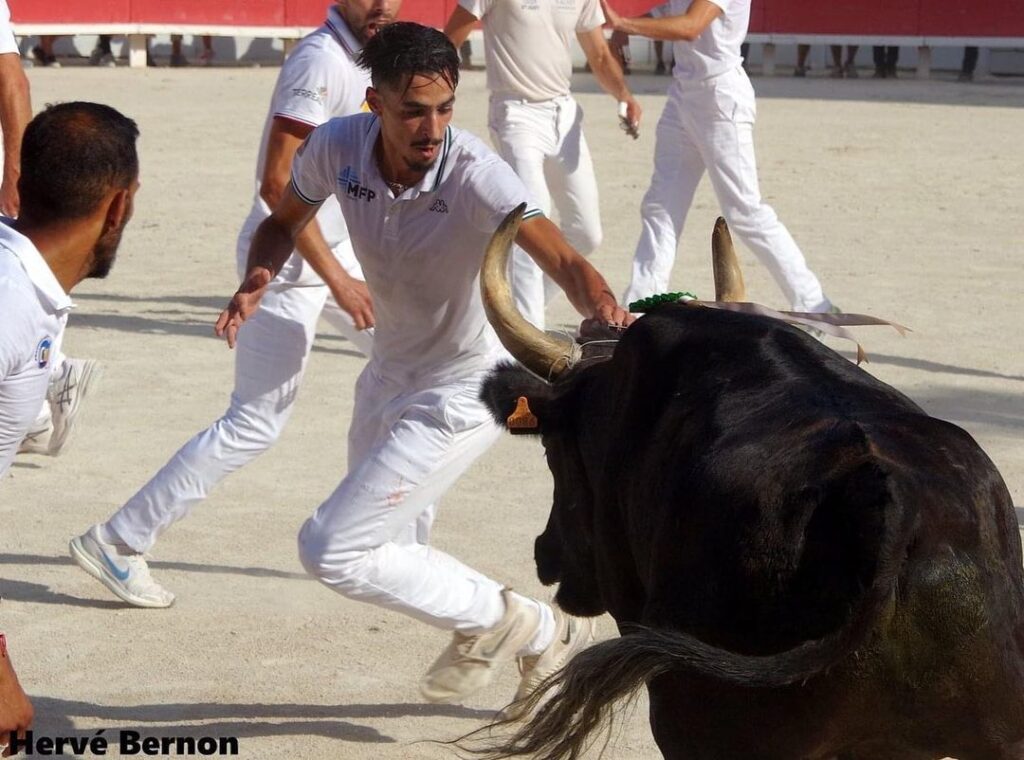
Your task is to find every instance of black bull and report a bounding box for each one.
[475,219,1024,760]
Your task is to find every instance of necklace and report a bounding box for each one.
[385,179,408,197]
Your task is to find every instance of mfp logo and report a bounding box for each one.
[339,166,377,202]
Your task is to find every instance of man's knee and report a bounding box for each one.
[297,518,371,595]
[218,402,289,454]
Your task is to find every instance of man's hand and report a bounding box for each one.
[593,300,634,328]
[618,97,641,139]
[601,0,625,31]
[214,267,273,348]
[328,275,374,331]
[1,641,33,757]
[579,307,634,342]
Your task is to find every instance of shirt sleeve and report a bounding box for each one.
[457,0,489,20]
[465,156,544,234]
[0,0,18,56]
[270,45,334,128]
[577,0,605,32]
[290,122,337,205]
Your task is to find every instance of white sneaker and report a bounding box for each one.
[501,608,595,720]
[420,590,541,704]
[69,525,175,608]
[47,358,101,456]
[17,413,52,455]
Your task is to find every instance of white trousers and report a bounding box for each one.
[108,241,372,552]
[623,67,830,313]
[488,95,603,330]
[297,366,508,632]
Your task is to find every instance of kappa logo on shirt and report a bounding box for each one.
[339,166,377,202]
[292,85,327,103]
[35,337,52,369]
[520,0,539,9]
[429,199,449,214]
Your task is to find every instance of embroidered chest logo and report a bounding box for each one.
[520,0,539,9]
[35,337,53,369]
[429,199,449,214]
[339,166,377,202]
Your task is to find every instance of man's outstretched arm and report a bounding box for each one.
[214,185,321,348]
[601,0,722,41]
[516,216,632,326]
[577,27,642,135]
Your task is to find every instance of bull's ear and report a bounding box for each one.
[507,396,539,434]
[480,363,560,436]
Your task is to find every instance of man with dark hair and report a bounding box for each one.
[214,22,630,711]
[0,102,139,479]
[1,3,102,463]
[71,0,397,610]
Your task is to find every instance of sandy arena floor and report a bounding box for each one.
[2,64,1022,758]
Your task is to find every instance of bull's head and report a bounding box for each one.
[479,206,746,616]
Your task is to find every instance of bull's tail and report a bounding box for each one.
[469,609,885,760]
[469,461,910,760]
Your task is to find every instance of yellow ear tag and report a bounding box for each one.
[507,396,539,432]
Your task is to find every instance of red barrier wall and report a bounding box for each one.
[11,0,1024,37]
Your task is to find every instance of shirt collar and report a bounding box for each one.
[325,5,363,58]
[361,117,455,200]
[0,220,73,314]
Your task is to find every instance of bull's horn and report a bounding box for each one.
[712,217,747,302]
[481,203,576,380]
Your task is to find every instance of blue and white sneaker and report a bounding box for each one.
[69,525,174,608]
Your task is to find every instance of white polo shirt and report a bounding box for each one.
[652,0,747,81]
[291,113,542,386]
[459,0,604,102]
[239,5,370,283]
[0,1,18,56]
[0,222,71,478]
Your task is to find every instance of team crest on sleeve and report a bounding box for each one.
[35,337,53,368]
[338,166,377,202]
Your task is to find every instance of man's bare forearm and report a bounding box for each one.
[517,217,618,319]
[561,260,619,319]
[616,13,706,41]
[245,215,298,279]
[0,56,31,206]
[588,48,632,102]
